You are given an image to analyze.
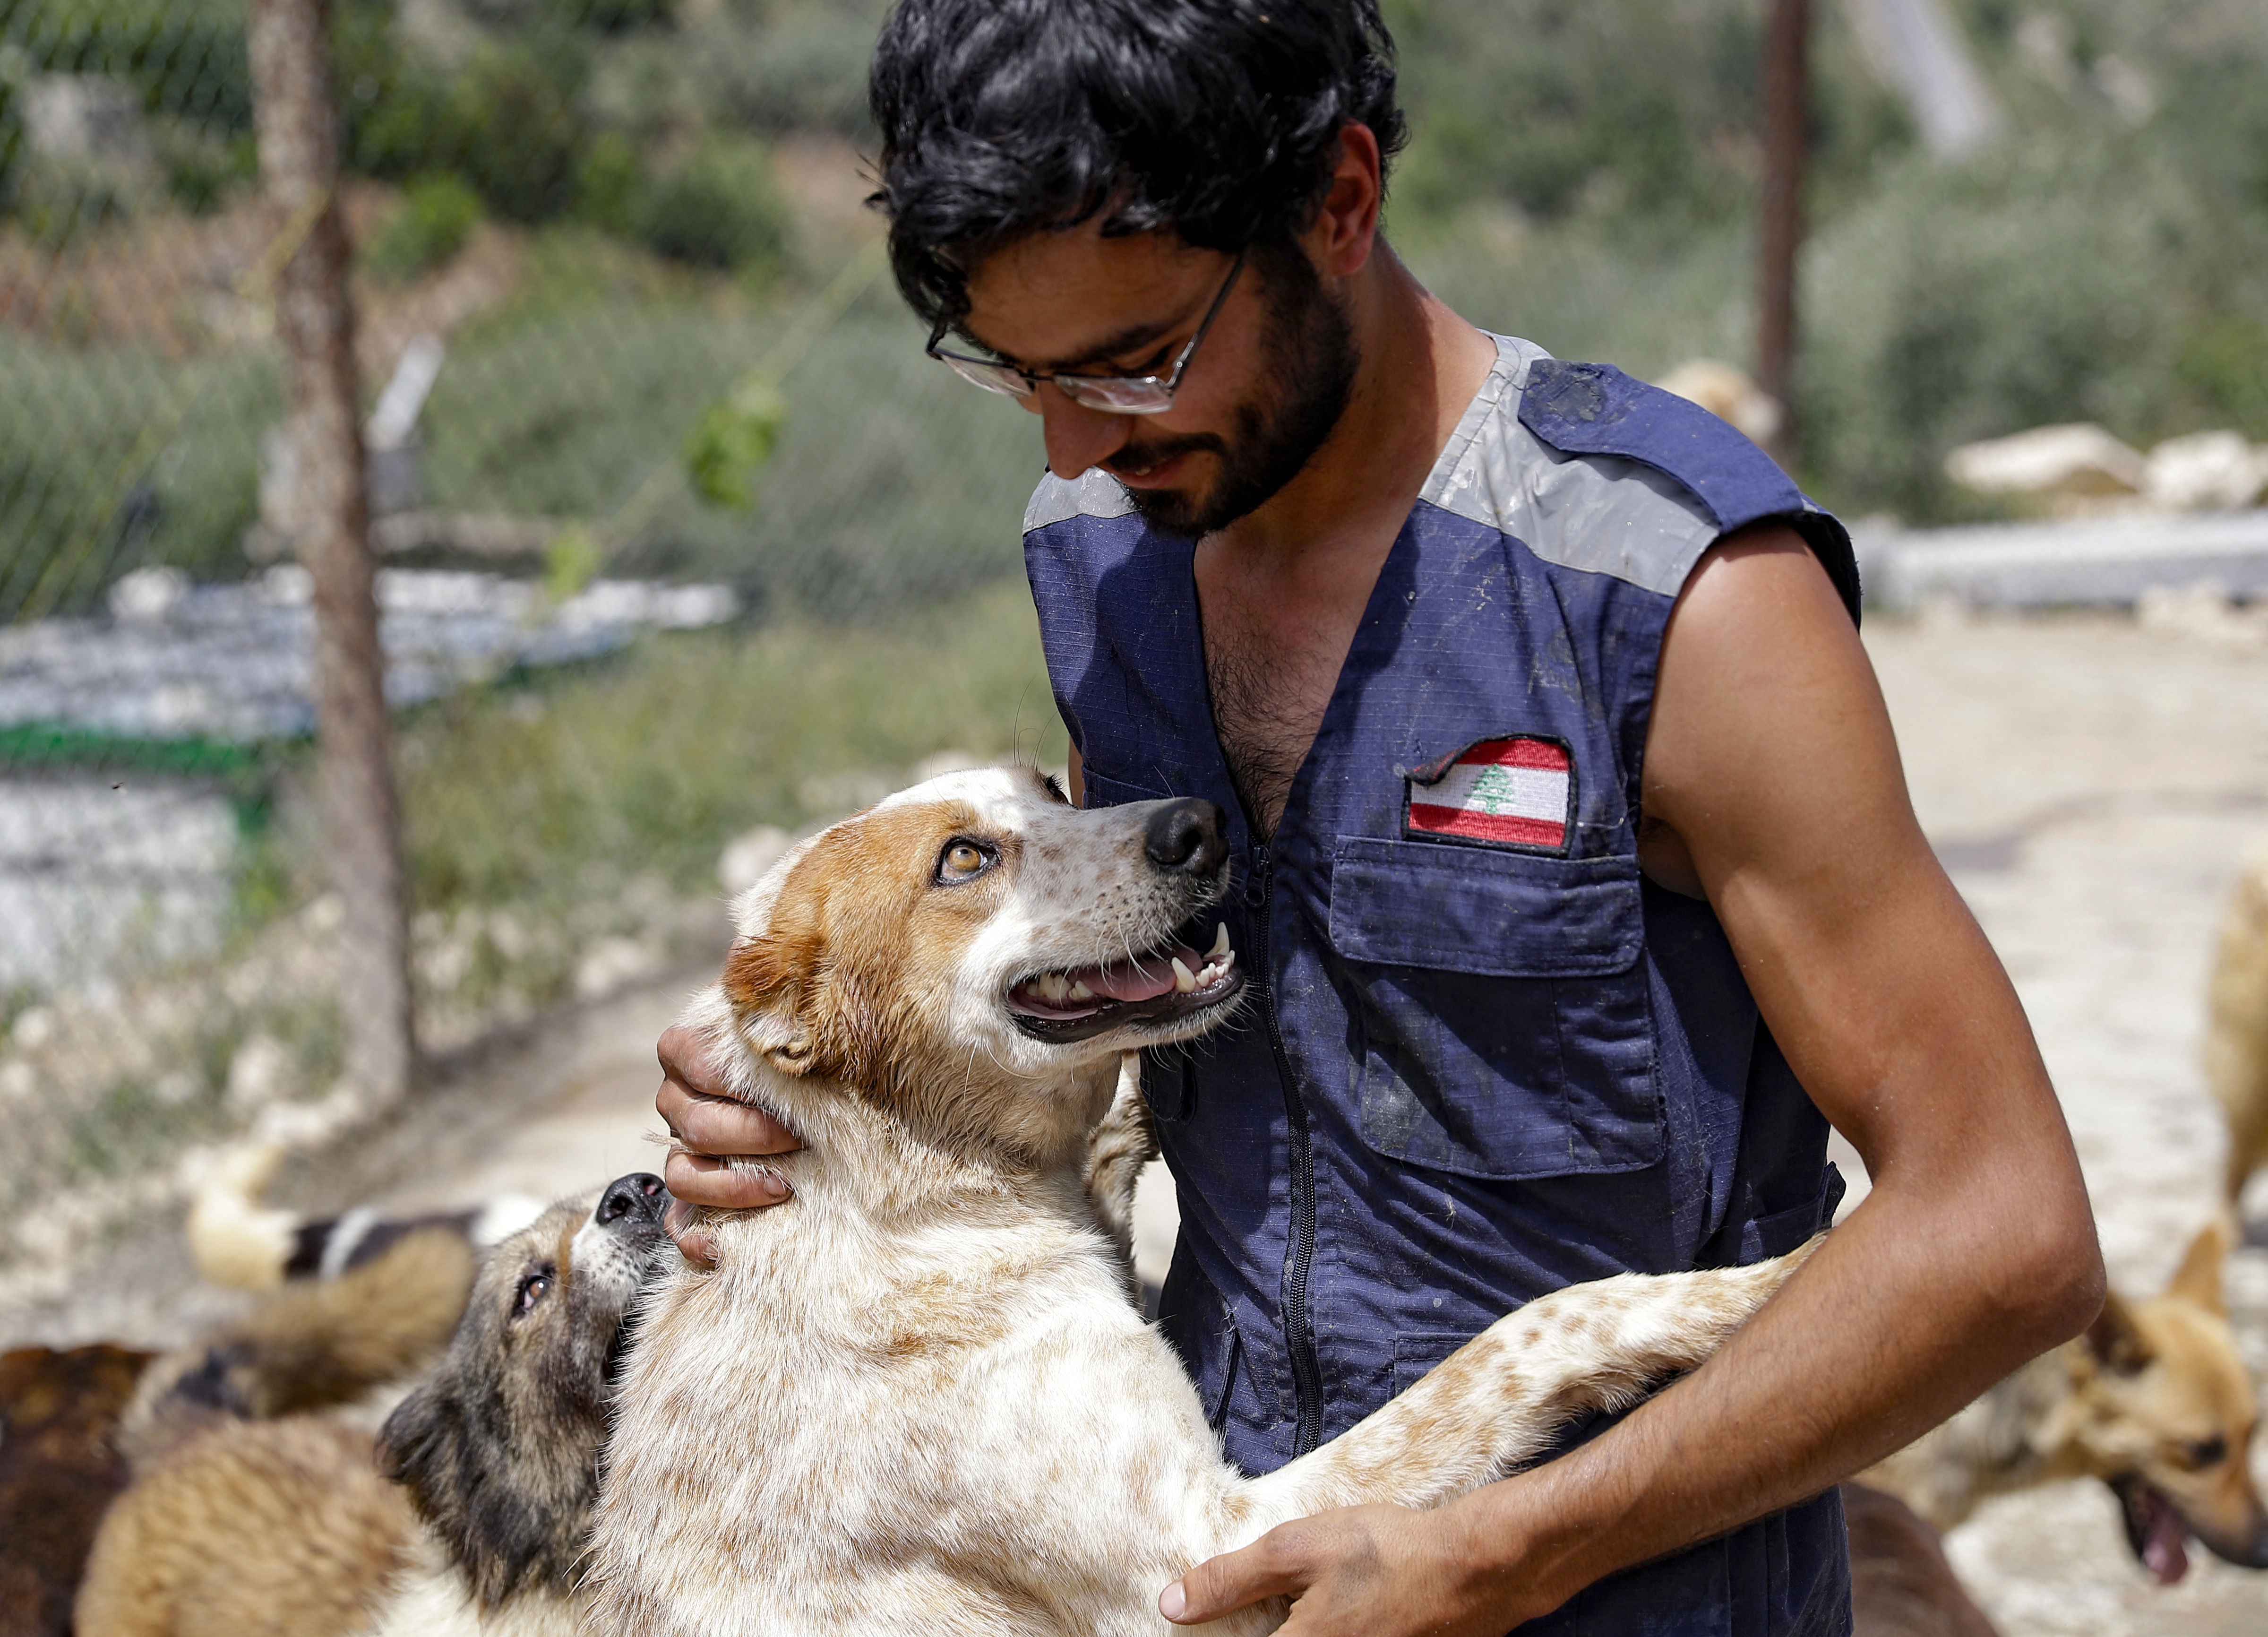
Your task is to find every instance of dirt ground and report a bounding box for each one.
[7,606,2267,1629]
[1853,609,2268,1634]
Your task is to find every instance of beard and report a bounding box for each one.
[1113,242,1359,538]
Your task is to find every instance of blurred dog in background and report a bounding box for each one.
[72,1172,668,1637]
[1863,1215,2268,1587]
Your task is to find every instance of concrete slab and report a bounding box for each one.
[1864,510,2268,609]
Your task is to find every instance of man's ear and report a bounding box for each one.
[2083,1290,2156,1379]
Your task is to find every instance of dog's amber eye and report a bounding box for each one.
[936,838,996,883]
[515,1271,552,1317]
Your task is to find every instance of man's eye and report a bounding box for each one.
[937,839,994,882]
[515,1272,551,1316]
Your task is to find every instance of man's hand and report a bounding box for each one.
[655,1022,803,1266]
[1161,1501,1551,1637]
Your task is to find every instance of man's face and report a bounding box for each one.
[958,225,1357,536]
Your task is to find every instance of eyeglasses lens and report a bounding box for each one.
[941,355,1033,398]
[1057,377,1173,414]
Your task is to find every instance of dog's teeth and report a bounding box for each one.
[1037,973,1062,1001]
[1171,957,1197,993]
[1069,979,1094,1000]
[1209,923,1230,958]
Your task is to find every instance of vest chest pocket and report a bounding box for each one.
[1327,836,1663,1181]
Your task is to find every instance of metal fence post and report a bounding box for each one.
[1756,0,1810,470]
[247,0,416,1109]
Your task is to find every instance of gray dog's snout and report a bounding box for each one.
[1144,799,1228,877]
[597,1172,667,1231]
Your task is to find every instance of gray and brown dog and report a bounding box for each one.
[73,1172,670,1637]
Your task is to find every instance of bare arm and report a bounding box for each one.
[1164,525,2104,1631]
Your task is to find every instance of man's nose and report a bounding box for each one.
[1031,385,1132,481]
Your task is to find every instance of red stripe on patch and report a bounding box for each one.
[1407,805,1568,847]
[1462,738,1570,772]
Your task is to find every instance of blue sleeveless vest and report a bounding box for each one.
[1024,337,1860,1636]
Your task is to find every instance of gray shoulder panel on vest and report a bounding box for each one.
[1024,468,1136,533]
[1422,335,1719,600]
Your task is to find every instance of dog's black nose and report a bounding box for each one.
[1144,798,1228,877]
[597,1172,666,1228]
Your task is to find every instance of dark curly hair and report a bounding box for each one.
[868,0,1406,333]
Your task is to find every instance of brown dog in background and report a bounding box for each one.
[2209,843,2268,1212]
[1863,1216,2268,1585]
[72,1225,476,1637]
[0,1344,153,1637]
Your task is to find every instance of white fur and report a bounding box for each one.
[369,1533,587,1637]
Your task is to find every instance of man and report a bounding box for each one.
[654,3,2103,1632]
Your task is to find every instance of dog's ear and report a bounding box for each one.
[2083,1290,2156,1379]
[2164,1213,2233,1316]
[741,993,816,1076]
[376,1378,453,1504]
[724,937,818,1076]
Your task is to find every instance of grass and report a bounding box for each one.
[0,330,274,619]
[396,575,1067,924]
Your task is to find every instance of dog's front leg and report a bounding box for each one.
[1082,1054,1156,1287]
[1227,1241,1822,1541]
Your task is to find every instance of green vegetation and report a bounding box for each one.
[363,172,484,284]
[379,577,1065,1002]
[1385,0,2268,519]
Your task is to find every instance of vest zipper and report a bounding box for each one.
[1248,839,1324,1455]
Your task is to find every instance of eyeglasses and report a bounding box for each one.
[926,251,1246,415]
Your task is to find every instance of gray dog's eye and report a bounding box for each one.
[515,1271,553,1317]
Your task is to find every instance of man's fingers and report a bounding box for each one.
[664,1149,792,1210]
[1161,1531,1311,1624]
[658,1079,803,1157]
[662,1198,718,1269]
[657,1022,733,1099]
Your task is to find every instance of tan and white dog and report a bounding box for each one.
[591,766,1817,1635]
[1862,1216,2268,1585]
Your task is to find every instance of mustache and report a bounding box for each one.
[1103,431,1226,474]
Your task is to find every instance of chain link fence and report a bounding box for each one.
[0,0,1065,1312]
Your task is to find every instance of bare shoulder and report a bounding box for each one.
[1640,520,1917,896]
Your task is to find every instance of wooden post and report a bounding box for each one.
[248,0,415,1109]
[1756,0,1810,469]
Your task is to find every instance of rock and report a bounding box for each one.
[1945,423,2147,499]
[574,937,662,1001]
[719,824,794,897]
[19,75,149,167]
[224,1033,297,1114]
[107,567,189,624]
[1653,360,1783,447]
[2142,431,2268,513]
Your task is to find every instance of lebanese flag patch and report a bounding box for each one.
[1405,737,1572,851]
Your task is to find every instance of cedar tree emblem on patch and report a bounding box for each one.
[1404,737,1572,851]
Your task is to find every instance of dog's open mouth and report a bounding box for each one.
[1007,923,1243,1042]
[2114,1475,2191,1585]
